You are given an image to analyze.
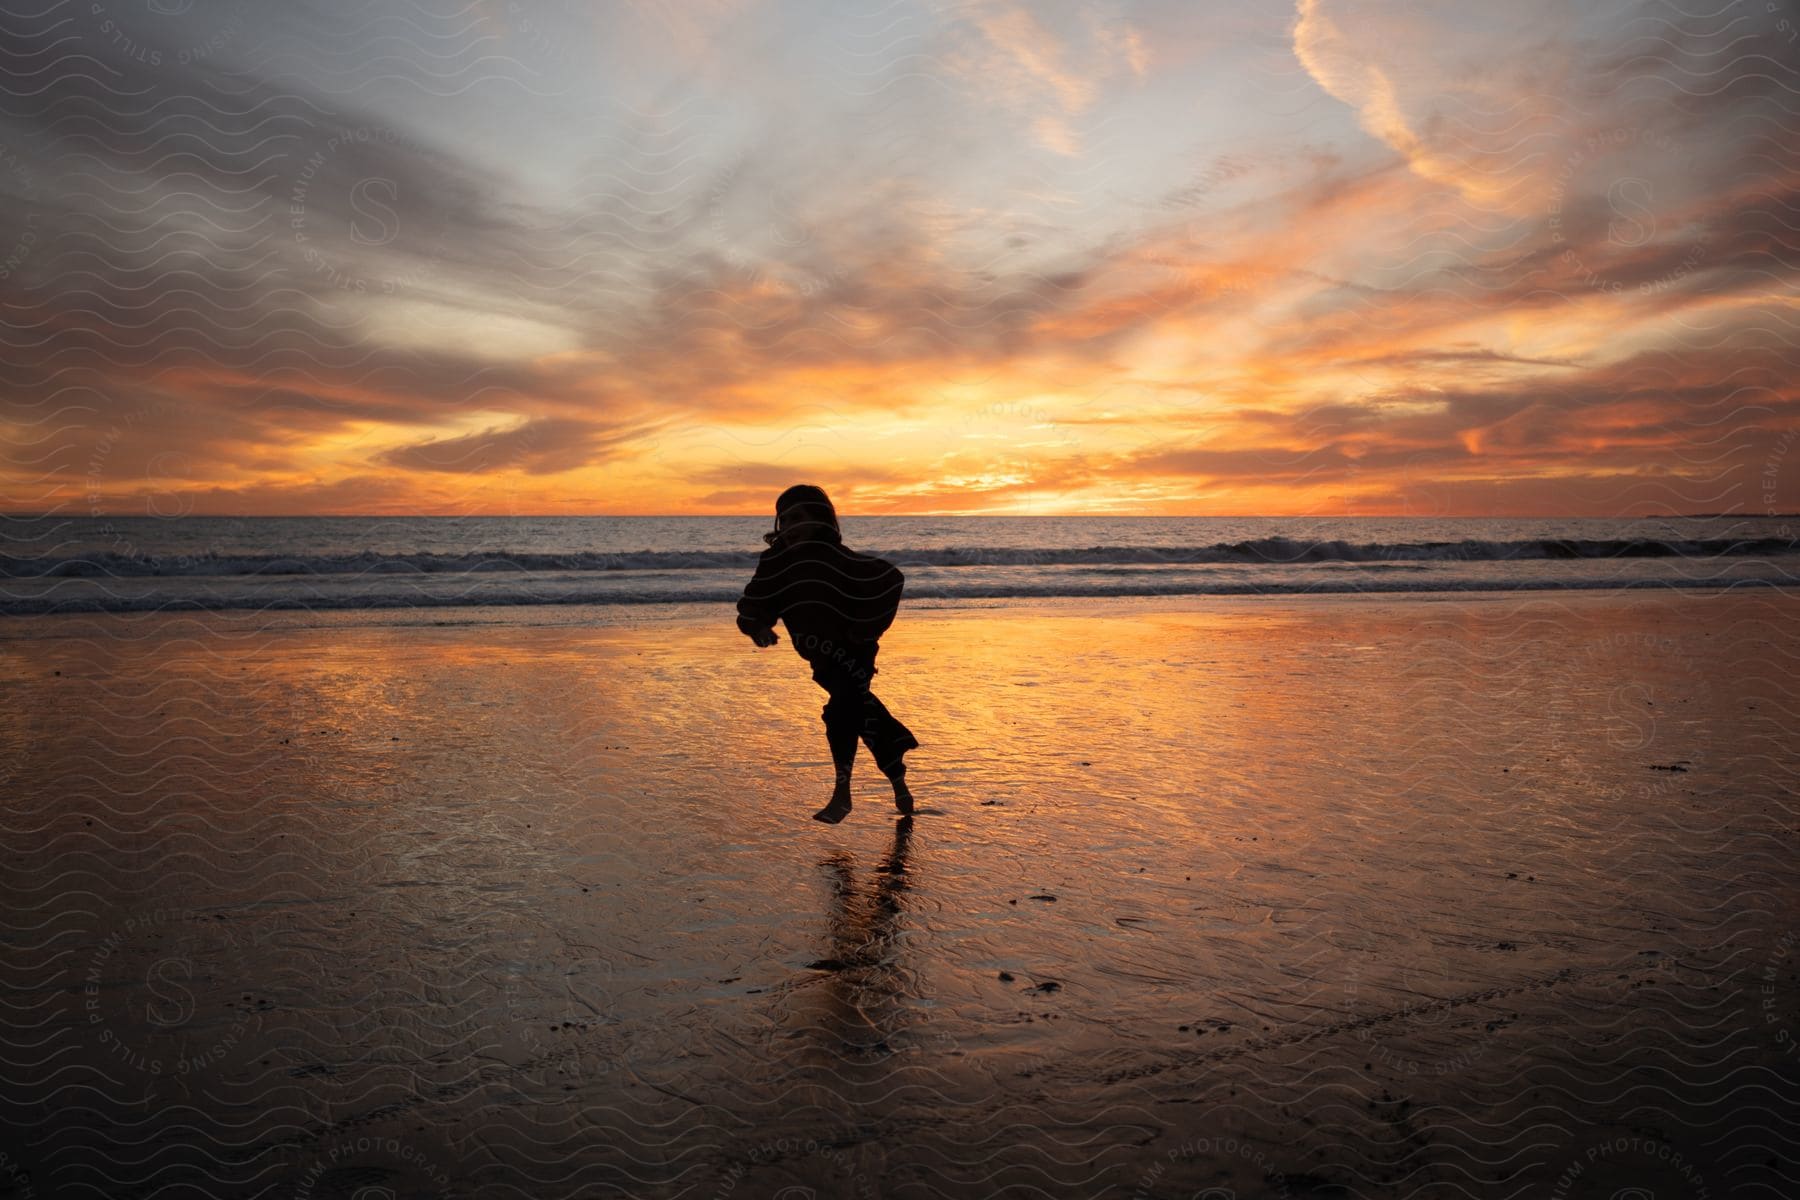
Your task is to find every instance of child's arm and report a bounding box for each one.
[736,548,783,646]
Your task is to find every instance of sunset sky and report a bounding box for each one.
[1,0,1794,516]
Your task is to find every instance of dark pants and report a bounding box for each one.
[809,642,918,778]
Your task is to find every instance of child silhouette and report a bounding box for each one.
[736,485,919,823]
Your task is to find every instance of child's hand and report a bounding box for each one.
[747,625,780,648]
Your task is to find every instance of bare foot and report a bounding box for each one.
[890,774,914,815]
[813,788,852,824]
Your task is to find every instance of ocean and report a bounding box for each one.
[1,514,1795,619]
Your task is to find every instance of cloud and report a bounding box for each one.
[1116,337,1799,514]
[1290,0,1574,212]
[943,0,1147,155]
[374,417,642,475]
[1346,348,1581,371]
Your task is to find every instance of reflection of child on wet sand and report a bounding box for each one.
[736,485,918,823]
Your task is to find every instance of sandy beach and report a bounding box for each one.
[1,589,1796,1199]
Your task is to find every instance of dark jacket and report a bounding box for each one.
[736,530,904,661]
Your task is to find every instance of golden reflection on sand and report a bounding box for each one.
[804,816,916,1060]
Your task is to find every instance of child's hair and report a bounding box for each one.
[773,484,840,540]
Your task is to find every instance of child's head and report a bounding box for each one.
[771,484,840,543]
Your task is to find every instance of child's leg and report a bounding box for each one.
[814,693,860,823]
[860,692,917,772]
[822,695,860,785]
[858,693,917,814]
[838,643,917,812]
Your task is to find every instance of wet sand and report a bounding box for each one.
[1,590,1796,1199]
